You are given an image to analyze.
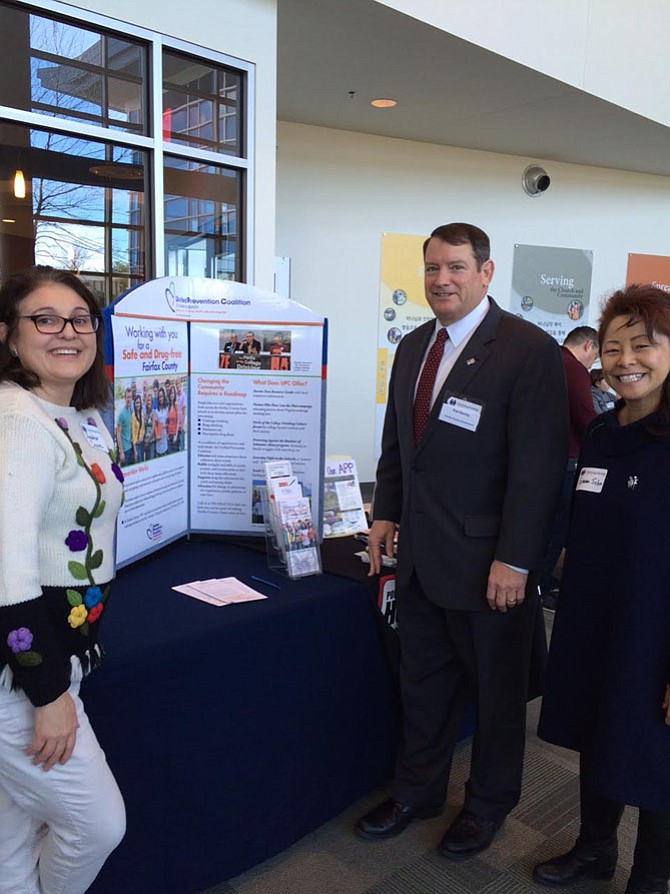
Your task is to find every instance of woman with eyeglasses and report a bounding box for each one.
[0,266,125,893]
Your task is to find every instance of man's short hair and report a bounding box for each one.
[423,223,490,270]
[563,326,598,349]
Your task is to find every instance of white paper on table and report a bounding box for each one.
[196,577,267,602]
[172,582,228,605]
[172,577,268,605]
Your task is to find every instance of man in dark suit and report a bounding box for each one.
[355,223,568,858]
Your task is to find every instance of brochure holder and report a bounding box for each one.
[261,483,322,580]
[260,487,286,576]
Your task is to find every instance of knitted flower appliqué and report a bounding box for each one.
[7,627,42,667]
[90,463,106,485]
[84,586,103,608]
[7,627,33,653]
[87,603,104,623]
[65,586,109,636]
[68,605,88,628]
[65,530,89,552]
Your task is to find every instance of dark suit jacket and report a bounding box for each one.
[374,298,569,611]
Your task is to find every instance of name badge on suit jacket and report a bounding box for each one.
[439,394,483,432]
[576,466,608,493]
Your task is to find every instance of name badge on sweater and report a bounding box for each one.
[576,466,608,493]
[438,395,482,432]
[81,423,109,451]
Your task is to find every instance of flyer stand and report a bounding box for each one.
[260,487,322,580]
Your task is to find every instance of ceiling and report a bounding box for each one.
[277,0,670,178]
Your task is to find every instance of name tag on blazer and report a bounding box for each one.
[438,395,483,432]
[576,466,608,493]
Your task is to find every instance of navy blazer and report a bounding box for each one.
[374,298,569,610]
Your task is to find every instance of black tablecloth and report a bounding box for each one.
[85,540,397,894]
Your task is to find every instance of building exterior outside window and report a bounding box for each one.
[0,0,252,304]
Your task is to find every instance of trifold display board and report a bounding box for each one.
[103,277,327,568]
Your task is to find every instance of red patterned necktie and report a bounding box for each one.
[413,327,448,444]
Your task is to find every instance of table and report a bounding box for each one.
[85,539,397,894]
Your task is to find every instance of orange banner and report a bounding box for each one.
[626,253,670,293]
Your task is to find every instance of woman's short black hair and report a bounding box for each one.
[0,266,108,410]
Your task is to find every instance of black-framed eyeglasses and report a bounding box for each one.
[18,314,100,334]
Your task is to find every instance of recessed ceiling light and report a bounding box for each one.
[370,98,397,109]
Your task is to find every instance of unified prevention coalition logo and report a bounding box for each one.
[146,522,163,542]
[165,282,177,312]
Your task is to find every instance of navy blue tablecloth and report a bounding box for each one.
[85,539,397,894]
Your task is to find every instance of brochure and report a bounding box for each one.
[323,456,368,537]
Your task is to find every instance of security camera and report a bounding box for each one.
[522,165,551,196]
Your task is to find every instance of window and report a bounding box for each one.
[0,120,147,302]
[0,0,252,302]
[0,5,147,133]
[164,156,240,281]
[162,50,242,156]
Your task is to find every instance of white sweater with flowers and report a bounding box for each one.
[0,382,123,705]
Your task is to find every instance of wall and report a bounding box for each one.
[276,120,670,480]
[66,0,278,290]
[377,0,670,128]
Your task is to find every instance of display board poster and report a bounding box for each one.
[110,316,189,566]
[109,277,326,564]
[375,233,433,456]
[626,253,670,292]
[511,244,594,344]
[189,319,324,534]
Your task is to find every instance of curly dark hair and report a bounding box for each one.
[0,266,108,411]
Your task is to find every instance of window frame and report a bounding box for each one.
[0,0,254,294]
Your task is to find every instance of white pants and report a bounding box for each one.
[0,679,125,894]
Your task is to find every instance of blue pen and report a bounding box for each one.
[250,574,281,590]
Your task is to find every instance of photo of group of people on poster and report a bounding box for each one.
[218,328,292,370]
[113,375,188,466]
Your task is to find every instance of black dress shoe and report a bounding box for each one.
[533,841,618,886]
[623,869,668,894]
[624,875,669,894]
[355,798,443,840]
[439,810,502,859]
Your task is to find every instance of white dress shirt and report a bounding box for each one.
[415,297,490,407]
